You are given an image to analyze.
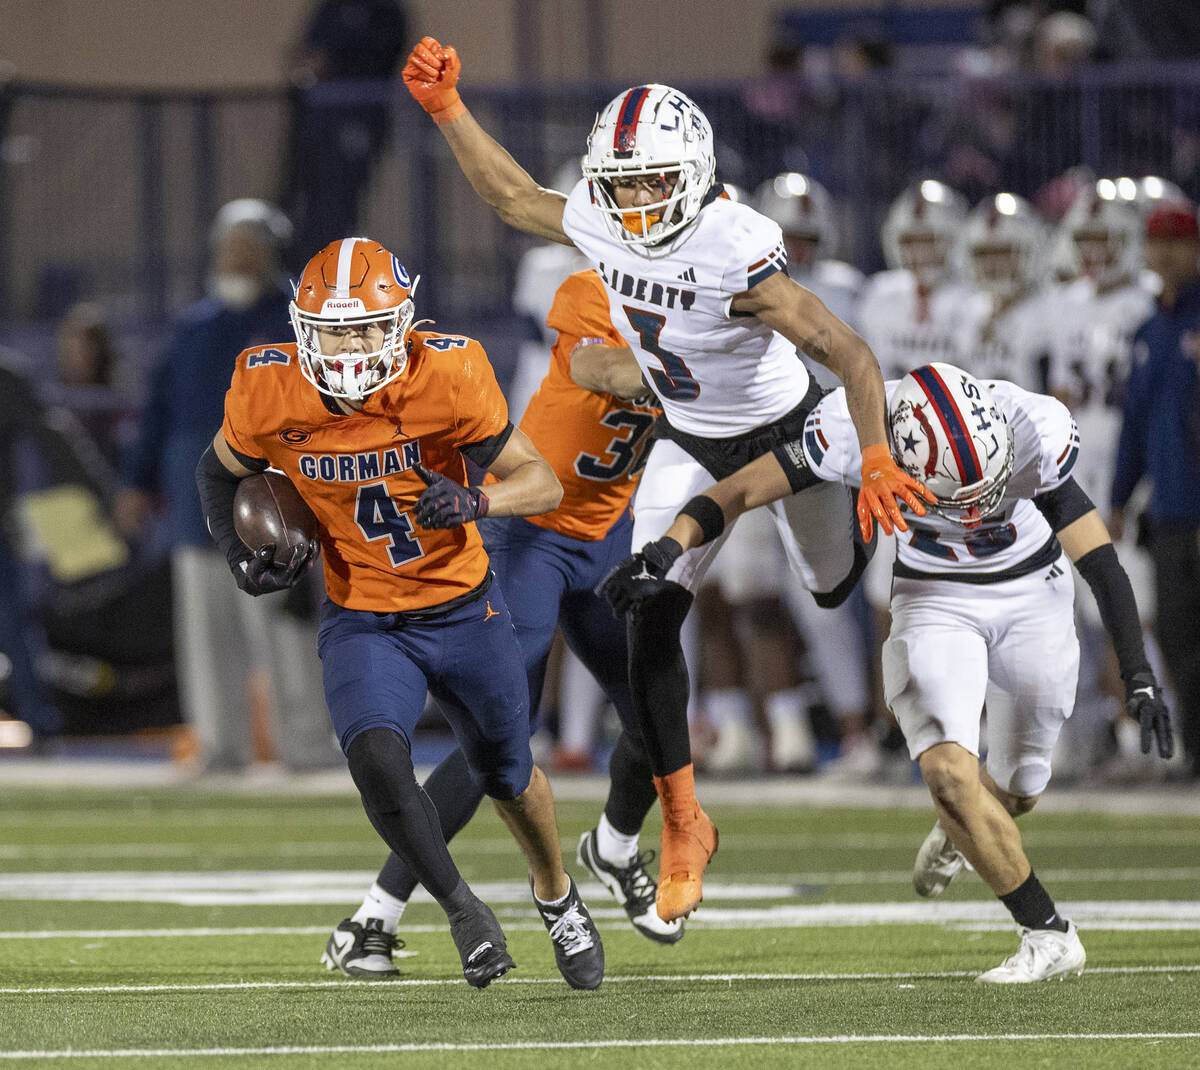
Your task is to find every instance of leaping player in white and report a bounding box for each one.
[602,361,1174,981]
[402,37,926,922]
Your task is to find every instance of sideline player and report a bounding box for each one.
[603,362,1173,981]
[858,180,974,381]
[323,267,681,977]
[402,37,924,921]
[195,237,604,990]
[956,192,1051,390]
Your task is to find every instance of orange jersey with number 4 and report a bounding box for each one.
[221,332,509,612]
[515,270,658,540]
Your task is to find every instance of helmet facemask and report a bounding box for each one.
[923,431,1014,527]
[291,293,416,401]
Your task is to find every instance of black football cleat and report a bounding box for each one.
[446,898,515,989]
[533,876,604,990]
[577,829,684,945]
[321,918,401,978]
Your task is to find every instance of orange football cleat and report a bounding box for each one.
[653,764,718,921]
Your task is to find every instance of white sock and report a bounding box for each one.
[351,881,406,933]
[534,884,571,909]
[595,812,639,868]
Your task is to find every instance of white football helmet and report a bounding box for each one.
[1060,179,1144,288]
[881,180,968,288]
[290,237,418,401]
[582,84,715,248]
[755,172,837,266]
[889,362,1014,527]
[961,192,1048,300]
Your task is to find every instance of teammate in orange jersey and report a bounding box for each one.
[194,237,604,990]
[324,268,684,978]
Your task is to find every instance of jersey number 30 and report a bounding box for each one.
[355,482,425,567]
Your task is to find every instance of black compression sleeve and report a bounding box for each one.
[195,444,250,568]
[462,423,516,469]
[679,495,725,545]
[1074,542,1151,687]
[1033,477,1094,531]
[771,438,823,493]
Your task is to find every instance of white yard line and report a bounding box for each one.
[3,900,1200,937]
[3,1031,1200,1061]
[2,965,1199,996]
[0,868,1198,906]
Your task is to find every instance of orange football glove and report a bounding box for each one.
[403,36,465,123]
[857,443,930,541]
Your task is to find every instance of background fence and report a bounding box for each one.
[3,62,1199,390]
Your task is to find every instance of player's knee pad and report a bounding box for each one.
[991,755,1051,801]
[345,726,419,814]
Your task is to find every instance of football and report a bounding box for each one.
[233,471,319,565]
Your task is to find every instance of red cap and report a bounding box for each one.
[1146,202,1200,240]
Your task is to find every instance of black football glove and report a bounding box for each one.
[597,536,683,616]
[412,463,490,529]
[1125,669,1174,759]
[234,541,317,597]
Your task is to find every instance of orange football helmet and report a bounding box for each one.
[289,237,418,399]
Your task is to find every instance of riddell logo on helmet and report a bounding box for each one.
[323,300,363,310]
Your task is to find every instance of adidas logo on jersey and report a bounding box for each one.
[676,267,697,283]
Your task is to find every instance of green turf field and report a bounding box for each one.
[1,781,1198,1068]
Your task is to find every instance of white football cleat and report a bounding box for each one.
[321,918,400,978]
[577,829,684,944]
[913,821,968,898]
[975,921,1086,983]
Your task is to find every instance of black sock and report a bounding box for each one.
[602,730,658,835]
[376,746,484,901]
[998,871,1068,931]
[346,727,463,902]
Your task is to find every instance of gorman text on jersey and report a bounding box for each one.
[297,442,423,483]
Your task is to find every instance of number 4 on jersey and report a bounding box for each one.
[355,481,424,566]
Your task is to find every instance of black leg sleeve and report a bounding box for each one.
[626,582,694,777]
[375,747,485,902]
[602,729,659,835]
[346,727,463,903]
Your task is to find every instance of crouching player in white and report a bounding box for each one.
[602,362,1175,982]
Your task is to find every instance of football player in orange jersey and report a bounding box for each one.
[325,268,684,977]
[195,237,604,990]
